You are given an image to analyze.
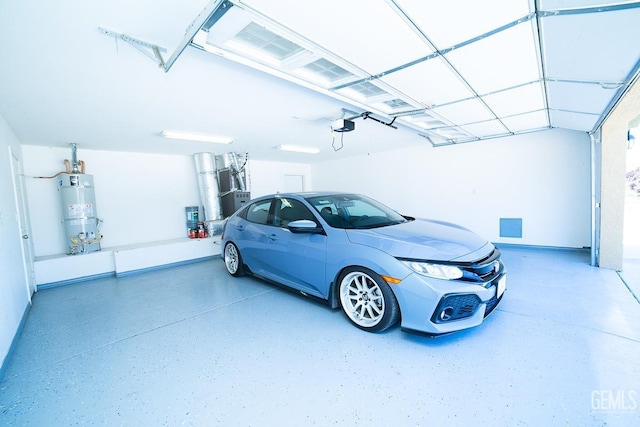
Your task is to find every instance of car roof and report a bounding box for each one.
[263,191,354,199]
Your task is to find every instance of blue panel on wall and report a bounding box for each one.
[500,218,523,238]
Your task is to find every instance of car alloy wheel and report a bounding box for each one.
[338,267,399,332]
[224,242,244,277]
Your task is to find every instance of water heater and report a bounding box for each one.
[59,173,101,254]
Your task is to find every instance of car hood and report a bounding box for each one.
[345,218,492,262]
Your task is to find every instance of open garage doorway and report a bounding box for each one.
[622,120,640,300]
[625,123,640,260]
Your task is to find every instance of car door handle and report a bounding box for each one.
[235,225,245,231]
[267,233,279,241]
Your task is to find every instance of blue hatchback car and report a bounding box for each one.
[221,192,506,335]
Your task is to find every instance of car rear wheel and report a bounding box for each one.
[338,267,399,332]
[224,242,244,277]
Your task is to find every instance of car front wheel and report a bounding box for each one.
[338,267,399,332]
[224,242,244,277]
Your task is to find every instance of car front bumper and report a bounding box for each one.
[393,272,507,335]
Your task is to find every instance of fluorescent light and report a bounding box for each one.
[276,144,320,154]
[161,130,233,144]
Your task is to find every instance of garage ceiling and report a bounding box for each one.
[1,0,639,160]
[174,0,640,146]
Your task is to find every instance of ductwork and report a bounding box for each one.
[193,152,223,221]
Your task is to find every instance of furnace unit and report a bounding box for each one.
[221,191,250,217]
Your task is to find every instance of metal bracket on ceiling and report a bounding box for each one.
[342,108,398,129]
[343,111,398,130]
[164,0,232,72]
[98,27,167,68]
[362,112,397,129]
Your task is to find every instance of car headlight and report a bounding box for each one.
[402,260,463,280]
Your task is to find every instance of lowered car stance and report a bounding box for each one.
[221,192,506,335]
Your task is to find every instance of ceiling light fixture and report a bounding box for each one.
[276,144,320,154]
[161,130,233,144]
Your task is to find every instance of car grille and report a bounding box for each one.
[484,294,501,317]
[432,287,504,324]
[431,294,481,323]
[459,248,503,284]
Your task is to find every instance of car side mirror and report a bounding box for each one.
[287,219,324,234]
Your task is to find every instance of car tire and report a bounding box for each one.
[224,242,245,277]
[338,267,399,332]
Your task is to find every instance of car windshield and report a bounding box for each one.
[306,194,409,229]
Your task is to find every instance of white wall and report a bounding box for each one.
[311,128,592,248]
[20,128,590,260]
[0,115,30,373]
[21,147,313,257]
[22,146,203,256]
[249,160,312,197]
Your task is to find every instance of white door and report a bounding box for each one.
[9,147,36,299]
[283,174,304,192]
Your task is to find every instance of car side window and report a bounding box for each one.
[244,199,272,225]
[274,198,318,227]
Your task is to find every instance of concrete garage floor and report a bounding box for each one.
[0,247,638,426]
